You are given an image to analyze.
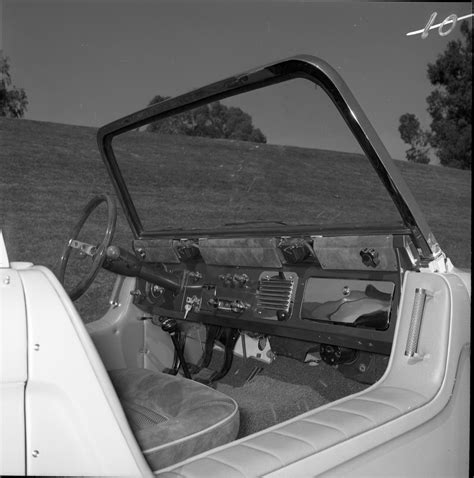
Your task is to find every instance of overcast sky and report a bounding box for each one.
[1,1,472,160]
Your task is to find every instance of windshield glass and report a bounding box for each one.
[112,79,403,233]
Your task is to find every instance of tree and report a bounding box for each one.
[399,21,472,169]
[146,95,266,143]
[0,55,28,118]
[398,113,430,164]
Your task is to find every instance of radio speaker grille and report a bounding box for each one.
[256,273,297,314]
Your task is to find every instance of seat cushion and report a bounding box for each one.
[109,368,239,471]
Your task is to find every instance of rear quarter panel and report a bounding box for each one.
[0,267,27,476]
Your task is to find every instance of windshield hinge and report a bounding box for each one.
[420,251,453,273]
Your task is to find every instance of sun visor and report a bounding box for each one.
[312,235,398,270]
[199,237,282,267]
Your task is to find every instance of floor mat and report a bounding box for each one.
[212,352,367,437]
[217,375,327,437]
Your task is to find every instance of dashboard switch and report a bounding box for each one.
[206,297,249,313]
[230,300,250,313]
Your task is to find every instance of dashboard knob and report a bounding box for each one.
[176,241,200,261]
[188,271,203,282]
[219,273,233,287]
[208,297,219,308]
[233,273,249,287]
[276,310,289,321]
[360,248,380,268]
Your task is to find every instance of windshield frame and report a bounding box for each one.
[97,54,441,261]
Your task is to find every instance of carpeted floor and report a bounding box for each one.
[210,351,368,438]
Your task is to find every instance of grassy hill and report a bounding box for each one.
[0,117,470,319]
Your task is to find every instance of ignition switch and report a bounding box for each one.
[184,295,202,318]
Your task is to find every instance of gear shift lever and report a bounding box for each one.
[161,318,192,379]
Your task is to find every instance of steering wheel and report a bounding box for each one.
[58,194,117,301]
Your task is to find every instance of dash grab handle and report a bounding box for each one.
[405,288,428,357]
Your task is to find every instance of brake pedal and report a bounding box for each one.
[192,367,217,384]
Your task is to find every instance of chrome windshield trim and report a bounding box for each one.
[97,54,441,261]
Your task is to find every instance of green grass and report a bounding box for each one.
[1,117,470,320]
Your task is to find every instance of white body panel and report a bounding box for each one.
[86,276,185,373]
[316,347,470,478]
[1,262,153,477]
[0,267,27,475]
[86,276,148,371]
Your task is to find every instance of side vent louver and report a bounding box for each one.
[256,272,298,320]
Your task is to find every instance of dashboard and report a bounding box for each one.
[124,233,416,355]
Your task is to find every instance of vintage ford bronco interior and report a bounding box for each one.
[41,56,465,476]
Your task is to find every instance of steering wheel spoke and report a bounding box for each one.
[69,239,99,257]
